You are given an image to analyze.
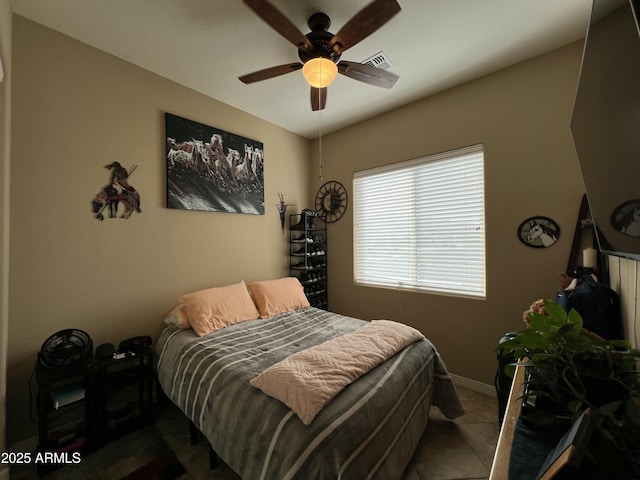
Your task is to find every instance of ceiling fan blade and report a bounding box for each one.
[239,62,303,84]
[243,0,313,51]
[338,61,399,89]
[329,0,401,54]
[311,87,327,111]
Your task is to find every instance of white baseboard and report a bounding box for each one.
[450,373,496,397]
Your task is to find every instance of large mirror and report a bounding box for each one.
[572,0,640,260]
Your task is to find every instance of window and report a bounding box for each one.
[353,144,485,298]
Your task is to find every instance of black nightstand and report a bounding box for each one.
[94,346,154,445]
[35,355,96,476]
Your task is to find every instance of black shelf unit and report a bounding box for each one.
[35,347,154,476]
[289,212,328,309]
[35,356,96,476]
[94,347,154,445]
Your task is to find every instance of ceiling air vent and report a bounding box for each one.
[361,51,394,70]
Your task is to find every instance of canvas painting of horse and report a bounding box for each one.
[165,113,264,215]
[518,216,560,248]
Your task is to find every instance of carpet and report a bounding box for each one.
[35,425,188,480]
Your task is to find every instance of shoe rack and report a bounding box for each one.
[289,210,328,309]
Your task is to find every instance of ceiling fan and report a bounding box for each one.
[239,0,401,111]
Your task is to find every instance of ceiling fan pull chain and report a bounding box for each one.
[318,109,324,180]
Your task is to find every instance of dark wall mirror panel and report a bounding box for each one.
[572,0,640,259]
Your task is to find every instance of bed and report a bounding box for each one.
[155,279,464,479]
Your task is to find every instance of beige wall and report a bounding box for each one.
[8,16,310,445]
[1,0,12,475]
[312,42,588,385]
[9,13,640,449]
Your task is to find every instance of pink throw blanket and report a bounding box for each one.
[250,319,425,425]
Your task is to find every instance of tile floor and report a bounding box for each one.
[11,384,499,479]
[154,384,500,480]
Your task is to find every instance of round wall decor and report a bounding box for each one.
[611,199,640,236]
[315,181,348,223]
[518,216,560,248]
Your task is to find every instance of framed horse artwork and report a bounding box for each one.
[165,113,264,215]
[518,216,560,248]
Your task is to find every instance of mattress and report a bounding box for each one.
[156,306,464,479]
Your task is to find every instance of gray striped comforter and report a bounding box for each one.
[156,307,464,479]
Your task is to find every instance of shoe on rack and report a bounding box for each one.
[292,247,309,256]
[302,209,317,230]
[292,234,313,243]
[291,209,318,231]
[290,215,305,231]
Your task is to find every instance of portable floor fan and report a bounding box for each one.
[40,329,93,368]
[239,0,401,111]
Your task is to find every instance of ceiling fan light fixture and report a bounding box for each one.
[302,57,338,88]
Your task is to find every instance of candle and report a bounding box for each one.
[583,247,597,268]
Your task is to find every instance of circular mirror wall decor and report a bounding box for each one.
[518,216,560,248]
[315,181,348,223]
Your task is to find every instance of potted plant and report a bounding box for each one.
[498,299,640,478]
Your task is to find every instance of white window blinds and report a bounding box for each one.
[353,144,486,298]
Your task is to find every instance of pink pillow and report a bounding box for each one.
[248,277,310,318]
[163,304,191,329]
[178,281,259,337]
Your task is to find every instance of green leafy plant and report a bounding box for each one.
[498,299,640,476]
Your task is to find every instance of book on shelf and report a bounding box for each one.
[50,385,85,409]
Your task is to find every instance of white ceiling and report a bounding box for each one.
[12,0,593,139]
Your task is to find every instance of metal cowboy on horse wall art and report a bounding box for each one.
[92,162,141,221]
